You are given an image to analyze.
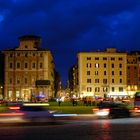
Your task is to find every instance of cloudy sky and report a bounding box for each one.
[0,0,140,86]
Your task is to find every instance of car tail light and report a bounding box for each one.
[134,107,138,110]
[102,108,110,113]
[92,108,99,113]
[0,112,25,116]
[9,106,20,110]
[133,107,140,112]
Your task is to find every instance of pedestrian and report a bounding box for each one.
[72,98,75,106]
[83,97,87,106]
[88,97,91,106]
[58,97,61,106]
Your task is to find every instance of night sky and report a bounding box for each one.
[0,0,140,86]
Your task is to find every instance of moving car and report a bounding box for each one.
[20,104,54,122]
[0,103,77,123]
[0,106,25,123]
[133,92,140,113]
[93,102,130,119]
[6,103,54,122]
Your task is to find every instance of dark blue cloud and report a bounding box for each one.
[0,0,140,85]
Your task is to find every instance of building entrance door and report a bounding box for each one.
[22,89,31,102]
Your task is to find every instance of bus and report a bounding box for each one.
[134,92,140,112]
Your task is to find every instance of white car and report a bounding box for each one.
[3,103,77,123]
[20,104,54,122]
[7,103,54,122]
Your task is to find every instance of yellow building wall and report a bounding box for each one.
[78,50,127,98]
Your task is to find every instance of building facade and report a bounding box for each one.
[137,53,140,91]
[77,48,127,98]
[54,71,62,97]
[3,35,55,101]
[0,51,4,98]
[68,65,79,97]
[127,53,138,97]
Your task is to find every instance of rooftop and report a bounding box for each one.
[18,35,41,41]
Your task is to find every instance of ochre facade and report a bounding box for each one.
[3,35,55,101]
[78,48,127,98]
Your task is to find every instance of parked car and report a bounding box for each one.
[92,102,131,119]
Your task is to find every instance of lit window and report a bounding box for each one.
[103,79,107,84]
[86,63,91,68]
[95,71,98,75]
[17,78,20,84]
[95,63,99,68]
[32,77,35,84]
[95,87,100,92]
[103,87,108,92]
[87,87,92,92]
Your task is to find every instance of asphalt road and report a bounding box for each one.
[0,116,140,140]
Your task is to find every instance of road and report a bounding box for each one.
[0,116,140,140]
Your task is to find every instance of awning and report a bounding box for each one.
[108,92,128,96]
[35,80,50,87]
